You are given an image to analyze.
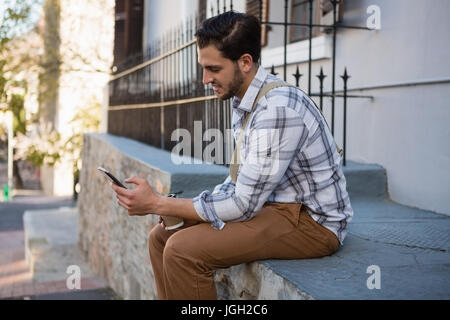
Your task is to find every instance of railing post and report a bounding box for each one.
[160,82,165,150]
[340,67,350,166]
[331,0,339,135]
[283,0,288,81]
[292,65,302,88]
[270,64,278,76]
[316,67,326,112]
[259,0,262,65]
[259,0,262,25]
[308,0,313,95]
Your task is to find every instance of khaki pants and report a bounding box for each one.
[148,202,339,300]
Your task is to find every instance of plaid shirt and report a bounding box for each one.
[193,66,353,244]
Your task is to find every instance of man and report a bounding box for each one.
[112,11,353,300]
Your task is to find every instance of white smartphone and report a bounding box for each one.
[97,167,127,189]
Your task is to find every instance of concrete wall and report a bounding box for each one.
[328,0,450,215]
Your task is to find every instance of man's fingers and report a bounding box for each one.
[116,194,130,206]
[158,216,166,227]
[112,183,129,196]
[117,199,129,210]
[124,176,144,185]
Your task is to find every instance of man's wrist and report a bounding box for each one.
[154,194,166,216]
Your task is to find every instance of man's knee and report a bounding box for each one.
[163,231,200,266]
[148,223,166,250]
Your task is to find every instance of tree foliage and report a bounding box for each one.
[0,0,38,106]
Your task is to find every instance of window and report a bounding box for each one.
[290,0,320,42]
[246,0,269,47]
[290,0,344,43]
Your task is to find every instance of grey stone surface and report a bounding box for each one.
[255,166,450,300]
[8,288,118,300]
[23,207,102,283]
[215,263,314,300]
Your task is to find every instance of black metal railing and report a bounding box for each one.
[108,0,374,166]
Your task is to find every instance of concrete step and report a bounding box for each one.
[343,160,387,200]
[215,160,450,300]
[7,288,119,300]
[78,134,449,299]
[216,200,450,299]
[23,207,107,285]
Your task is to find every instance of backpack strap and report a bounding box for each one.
[229,81,343,184]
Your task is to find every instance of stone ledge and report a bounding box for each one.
[79,133,229,299]
[79,133,450,300]
[78,133,379,300]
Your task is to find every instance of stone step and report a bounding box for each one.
[23,207,106,285]
[343,160,387,200]
[78,133,450,300]
[8,288,119,300]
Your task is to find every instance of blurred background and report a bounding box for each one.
[0,0,113,200]
[1,0,449,216]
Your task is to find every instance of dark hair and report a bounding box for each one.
[195,11,261,63]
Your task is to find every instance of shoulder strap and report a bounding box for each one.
[241,81,289,131]
[230,82,288,183]
[230,81,343,183]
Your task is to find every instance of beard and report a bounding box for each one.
[217,62,244,100]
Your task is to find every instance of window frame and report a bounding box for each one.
[246,0,270,47]
[289,0,321,43]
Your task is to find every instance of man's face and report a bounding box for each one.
[197,45,244,100]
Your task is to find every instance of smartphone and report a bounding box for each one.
[97,167,127,189]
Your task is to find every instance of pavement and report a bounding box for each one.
[0,191,119,300]
[0,158,119,301]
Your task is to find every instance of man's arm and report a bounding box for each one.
[111,177,204,222]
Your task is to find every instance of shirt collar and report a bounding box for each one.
[232,65,269,112]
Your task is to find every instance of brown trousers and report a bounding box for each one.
[148,202,339,300]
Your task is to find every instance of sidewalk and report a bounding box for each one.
[0,191,117,300]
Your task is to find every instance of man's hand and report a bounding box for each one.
[111,176,161,216]
[111,176,203,223]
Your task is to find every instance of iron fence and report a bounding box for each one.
[108,0,374,166]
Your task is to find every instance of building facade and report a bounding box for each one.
[109,0,450,215]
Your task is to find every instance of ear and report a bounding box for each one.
[238,53,254,73]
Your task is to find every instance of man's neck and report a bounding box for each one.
[236,64,259,100]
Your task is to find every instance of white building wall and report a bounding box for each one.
[41,0,115,196]
[143,0,199,50]
[324,0,450,215]
[258,0,450,215]
[142,0,450,215]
